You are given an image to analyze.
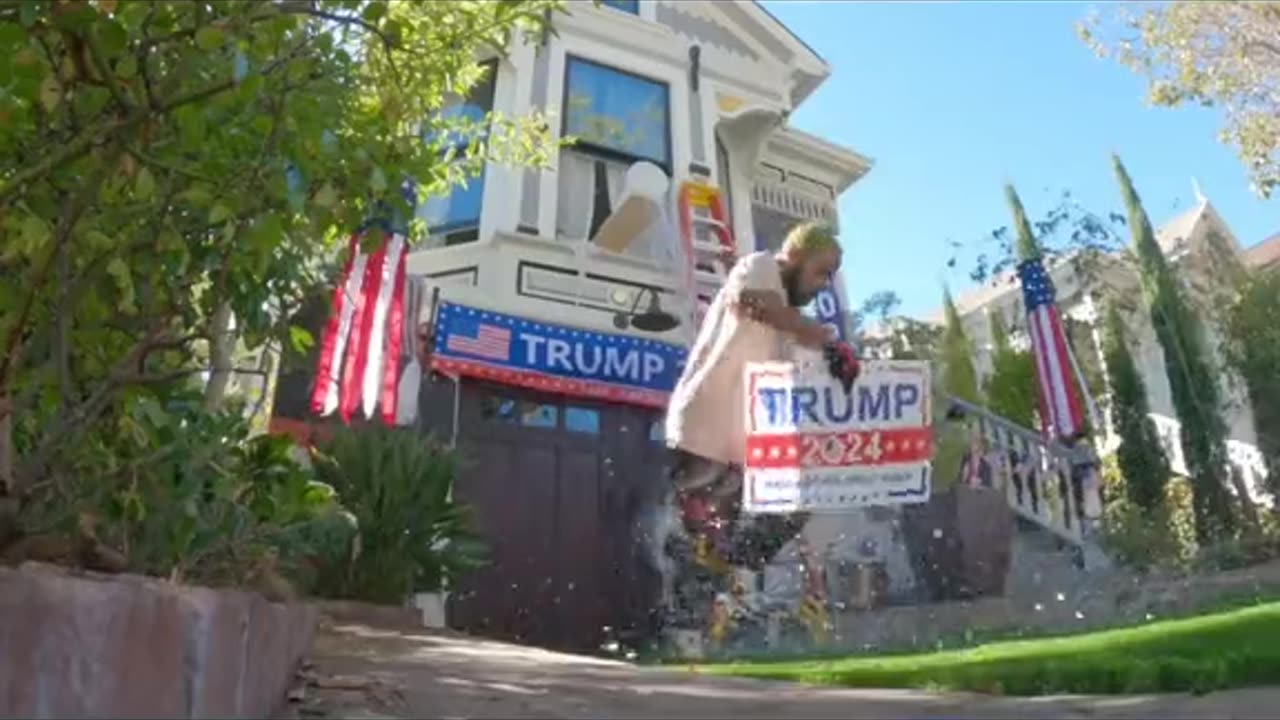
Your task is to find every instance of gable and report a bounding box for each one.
[653,0,829,107]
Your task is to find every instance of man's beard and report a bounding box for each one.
[781,268,815,307]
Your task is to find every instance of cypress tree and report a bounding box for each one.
[1112,154,1235,542]
[940,287,981,405]
[1006,183,1040,263]
[984,312,1038,429]
[1101,304,1171,510]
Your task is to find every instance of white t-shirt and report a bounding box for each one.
[665,252,788,465]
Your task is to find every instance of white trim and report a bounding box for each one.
[639,0,657,23]
[556,2,687,68]
[478,54,524,244]
[767,128,873,193]
[738,1,829,77]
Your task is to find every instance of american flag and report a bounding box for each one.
[445,318,512,362]
[1018,257,1086,440]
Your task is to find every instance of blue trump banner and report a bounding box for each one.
[431,302,686,408]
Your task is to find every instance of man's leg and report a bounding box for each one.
[662,449,737,640]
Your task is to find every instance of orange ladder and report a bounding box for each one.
[677,181,737,333]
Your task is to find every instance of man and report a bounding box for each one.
[655,222,848,636]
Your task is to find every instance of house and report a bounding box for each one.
[309,0,872,653]
[929,196,1271,499]
[1243,232,1280,272]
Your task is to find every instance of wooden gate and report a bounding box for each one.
[440,380,667,652]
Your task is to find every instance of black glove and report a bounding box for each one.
[823,341,861,393]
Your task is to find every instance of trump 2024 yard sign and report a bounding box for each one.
[742,360,934,514]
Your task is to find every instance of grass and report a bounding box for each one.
[703,601,1280,696]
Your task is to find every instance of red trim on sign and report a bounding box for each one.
[431,356,670,409]
[745,427,934,469]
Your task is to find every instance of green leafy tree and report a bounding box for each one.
[983,311,1037,428]
[1101,304,1170,510]
[0,0,560,541]
[1080,4,1280,198]
[1112,154,1235,542]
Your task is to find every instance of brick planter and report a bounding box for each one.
[0,562,318,719]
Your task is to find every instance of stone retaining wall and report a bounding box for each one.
[831,559,1280,652]
[0,562,318,719]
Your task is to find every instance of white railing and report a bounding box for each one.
[1148,412,1272,504]
[945,397,1104,557]
[750,180,837,228]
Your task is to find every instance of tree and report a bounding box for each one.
[0,1,560,539]
[1080,4,1280,198]
[983,311,1037,428]
[1112,154,1235,542]
[1101,304,1170,510]
[939,288,981,405]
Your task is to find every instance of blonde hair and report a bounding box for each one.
[781,222,840,257]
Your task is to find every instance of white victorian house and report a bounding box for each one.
[932,197,1278,501]
[351,0,873,653]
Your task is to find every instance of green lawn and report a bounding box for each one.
[704,601,1280,696]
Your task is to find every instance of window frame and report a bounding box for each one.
[559,54,673,174]
[599,0,640,15]
[420,58,500,242]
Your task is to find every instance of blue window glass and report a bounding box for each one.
[563,57,670,168]
[418,61,497,238]
[601,0,639,14]
[648,420,665,445]
[565,407,601,435]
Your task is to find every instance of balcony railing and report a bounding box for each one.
[750,179,837,228]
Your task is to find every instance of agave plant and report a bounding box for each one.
[309,425,488,605]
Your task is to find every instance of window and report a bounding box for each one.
[417,60,498,246]
[648,420,665,445]
[557,58,672,251]
[482,395,559,429]
[565,406,601,435]
[600,0,639,14]
[562,57,670,169]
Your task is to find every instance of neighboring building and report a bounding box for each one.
[1243,232,1280,272]
[927,197,1271,498]
[348,0,873,652]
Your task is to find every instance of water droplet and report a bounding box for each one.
[931,528,943,539]
[1055,592,1065,602]
[1074,610,1085,620]
[1034,603,1043,611]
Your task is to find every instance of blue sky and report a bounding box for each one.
[761,1,1278,320]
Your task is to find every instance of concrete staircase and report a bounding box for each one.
[943,396,1113,577]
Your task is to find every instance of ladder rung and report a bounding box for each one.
[692,240,726,254]
[692,216,728,229]
[694,270,725,285]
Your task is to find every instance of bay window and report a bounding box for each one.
[556,56,672,261]
[417,60,498,247]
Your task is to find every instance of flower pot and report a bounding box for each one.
[412,592,450,629]
[901,485,1013,601]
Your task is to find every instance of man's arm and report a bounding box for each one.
[723,255,832,349]
[734,289,832,349]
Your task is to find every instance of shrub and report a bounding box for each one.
[1098,455,1197,573]
[10,386,348,592]
[309,425,487,605]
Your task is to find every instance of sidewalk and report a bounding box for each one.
[289,622,1280,720]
